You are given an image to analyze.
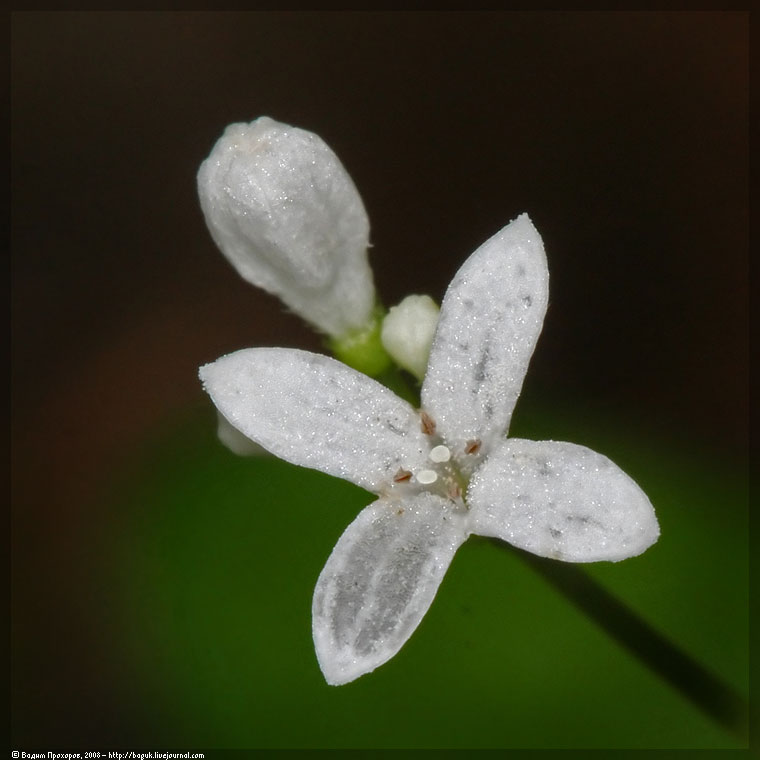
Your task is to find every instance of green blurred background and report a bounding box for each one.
[12,12,748,749]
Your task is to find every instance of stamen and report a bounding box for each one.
[416,469,438,485]
[429,444,451,463]
[393,468,412,483]
[420,411,436,436]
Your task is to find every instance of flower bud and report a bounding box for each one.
[198,117,376,337]
[381,295,440,380]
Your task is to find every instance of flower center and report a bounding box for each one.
[388,413,479,511]
[393,449,464,509]
[413,444,453,486]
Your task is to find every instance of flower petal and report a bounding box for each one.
[199,347,430,493]
[468,439,659,562]
[312,493,468,685]
[215,410,267,456]
[421,214,548,463]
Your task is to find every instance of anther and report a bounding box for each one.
[420,411,436,436]
[393,468,412,483]
[416,469,438,485]
[430,445,451,463]
[464,438,482,455]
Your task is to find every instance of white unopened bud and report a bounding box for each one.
[380,295,440,380]
[198,117,376,337]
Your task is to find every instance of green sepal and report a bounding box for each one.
[328,305,393,378]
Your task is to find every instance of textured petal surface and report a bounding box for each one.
[421,214,548,465]
[468,439,659,562]
[198,117,375,336]
[200,348,430,493]
[312,493,468,685]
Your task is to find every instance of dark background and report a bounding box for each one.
[11,12,748,748]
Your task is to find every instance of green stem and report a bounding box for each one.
[328,305,393,378]
[485,538,749,739]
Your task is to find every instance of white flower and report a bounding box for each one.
[197,117,376,337]
[200,214,660,686]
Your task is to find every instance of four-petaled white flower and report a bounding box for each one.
[200,213,659,686]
